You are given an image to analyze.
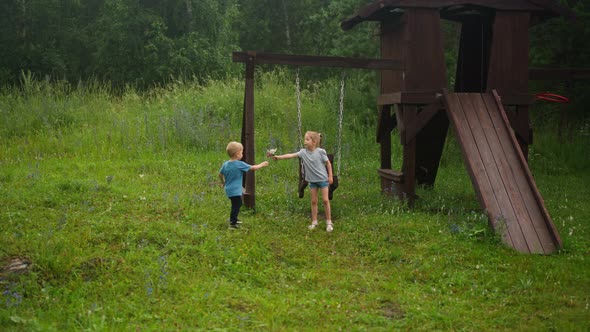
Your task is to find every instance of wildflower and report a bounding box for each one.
[266,148,277,158]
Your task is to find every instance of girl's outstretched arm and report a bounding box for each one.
[273,153,298,160]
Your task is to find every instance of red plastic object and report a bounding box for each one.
[535,92,570,103]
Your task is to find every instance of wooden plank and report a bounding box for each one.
[377,92,440,105]
[488,91,561,251]
[232,51,402,70]
[341,0,569,31]
[487,12,530,92]
[378,169,404,182]
[380,18,406,91]
[340,0,575,30]
[405,8,449,187]
[404,9,447,90]
[444,90,561,253]
[379,18,405,178]
[457,93,528,251]
[471,94,544,253]
[481,94,552,252]
[395,107,406,145]
[401,104,418,206]
[487,12,532,158]
[442,91,514,247]
[377,92,402,105]
[376,105,390,144]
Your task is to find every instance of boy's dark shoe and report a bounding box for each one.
[229,223,241,229]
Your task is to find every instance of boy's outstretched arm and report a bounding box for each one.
[250,160,269,171]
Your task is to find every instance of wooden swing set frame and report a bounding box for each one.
[232,51,403,209]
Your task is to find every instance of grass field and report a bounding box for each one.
[1,76,589,331]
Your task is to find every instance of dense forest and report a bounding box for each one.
[0,0,380,87]
[0,0,588,114]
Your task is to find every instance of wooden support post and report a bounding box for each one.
[486,12,531,160]
[399,8,448,204]
[401,105,417,207]
[242,61,256,209]
[379,17,405,199]
[378,105,394,194]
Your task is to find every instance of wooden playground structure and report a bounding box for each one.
[233,0,580,254]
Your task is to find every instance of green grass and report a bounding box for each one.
[0,76,589,331]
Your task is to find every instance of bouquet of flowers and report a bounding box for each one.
[266,148,277,158]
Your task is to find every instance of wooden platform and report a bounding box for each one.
[442,91,562,254]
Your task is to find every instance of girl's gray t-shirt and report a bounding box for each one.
[297,148,328,182]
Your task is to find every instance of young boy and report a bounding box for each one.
[219,141,269,229]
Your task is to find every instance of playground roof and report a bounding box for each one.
[341,0,576,30]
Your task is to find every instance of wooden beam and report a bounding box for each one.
[377,91,441,105]
[404,102,443,143]
[342,0,574,31]
[242,62,256,209]
[377,92,402,105]
[232,51,403,70]
[378,168,404,184]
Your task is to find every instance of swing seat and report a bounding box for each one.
[298,178,308,198]
[298,155,338,200]
[298,160,308,198]
[329,176,338,200]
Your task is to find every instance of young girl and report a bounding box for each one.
[219,141,269,229]
[273,131,334,232]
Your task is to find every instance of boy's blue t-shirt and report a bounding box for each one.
[219,160,251,197]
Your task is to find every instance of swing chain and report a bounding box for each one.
[336,71,345,177]
[295,68,303,148]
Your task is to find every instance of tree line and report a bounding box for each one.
[0,0,587,93]
[0,0,378,89]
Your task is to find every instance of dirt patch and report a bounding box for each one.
[380,300,405,320]
[0,257,31,279]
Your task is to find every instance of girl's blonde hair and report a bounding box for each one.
[305,131,322,147]
[226,141,243,157]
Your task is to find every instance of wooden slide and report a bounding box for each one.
[442,90,562,254]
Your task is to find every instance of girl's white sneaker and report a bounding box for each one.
[326,224,333,232]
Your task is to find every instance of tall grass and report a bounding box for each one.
[0,74,588,331]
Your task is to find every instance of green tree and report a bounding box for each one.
[0,0,239,88]
[0,0,88,84]
[89,0,239,88]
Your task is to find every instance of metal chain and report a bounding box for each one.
[336,71,345,177]
[295,68,303,148]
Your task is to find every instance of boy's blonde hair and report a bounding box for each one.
[226,141,243,157]
[305,131,322,147]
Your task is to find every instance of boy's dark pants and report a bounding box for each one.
[229,196,242,224]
